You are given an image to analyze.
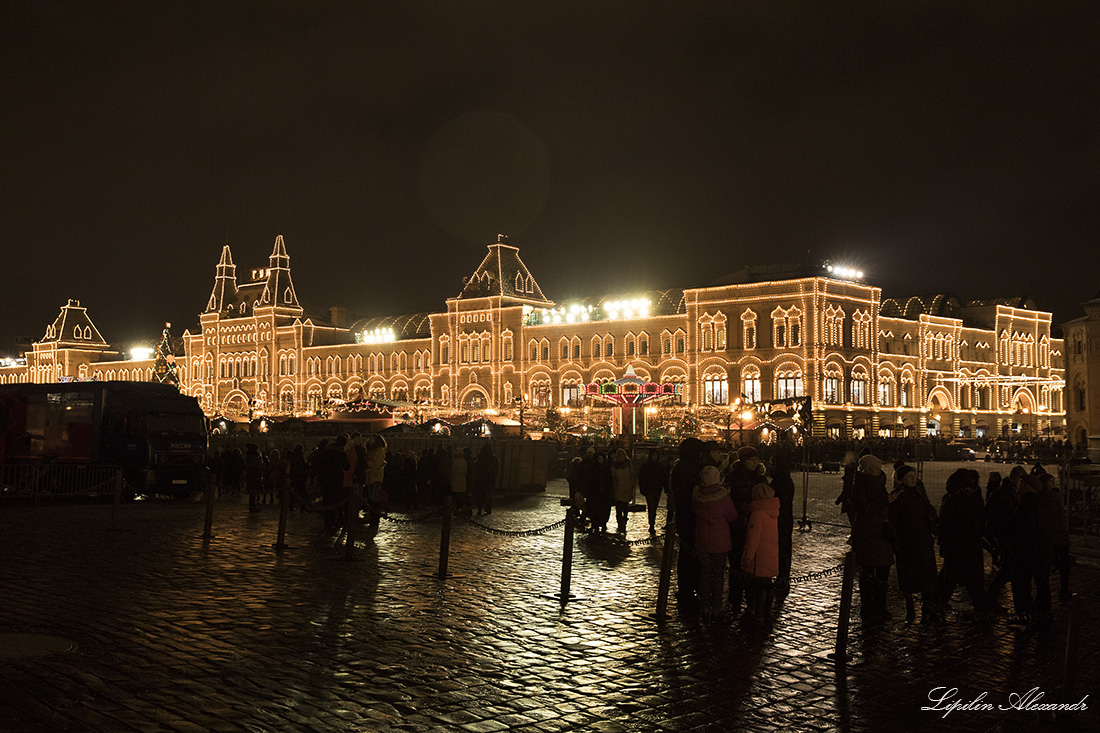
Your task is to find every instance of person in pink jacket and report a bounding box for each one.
[741,481,781,622]
[693,465,739,622]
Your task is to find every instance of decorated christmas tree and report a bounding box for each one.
[151,322,179,387]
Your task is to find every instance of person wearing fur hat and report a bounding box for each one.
[741,481,781,622]
[693,465,739,622]
[726,444,767,615]
[888,464,940,622]
[937,468,987,612]
[850,453,894,623]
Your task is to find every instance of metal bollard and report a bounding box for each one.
[1064,594,1083,695]
[342,486,359,561]
[202,472,217,540]
[271,480,291,550]
[543,504,583,602]
[421,496,466,580]
[827,551,856,666]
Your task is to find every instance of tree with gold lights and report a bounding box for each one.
[151,322,179,388]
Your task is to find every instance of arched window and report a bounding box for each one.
[741,310,757,350]
[823,365,842,404]
[703,370,728,405]
[775,366,803,399]
[877,372,894,407]
[849,368,869,405]
[741,365,761,403]
[824,305,845,346]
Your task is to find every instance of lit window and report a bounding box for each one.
[703,375,728,405]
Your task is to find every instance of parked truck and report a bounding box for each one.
[0,381,208,497]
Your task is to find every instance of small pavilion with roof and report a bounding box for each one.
[583,365,682,440]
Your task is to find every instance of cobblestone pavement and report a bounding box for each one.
[1,481,1096,732]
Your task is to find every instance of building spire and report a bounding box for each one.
[206,243,238,313]
[258,234,301,311]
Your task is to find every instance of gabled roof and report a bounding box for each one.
[456,237,551,304]
[38,300,108,347]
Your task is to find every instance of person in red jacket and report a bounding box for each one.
[741,481,781,622]
[693,465,739,622]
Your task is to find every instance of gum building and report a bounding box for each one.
[0,235,1067,440]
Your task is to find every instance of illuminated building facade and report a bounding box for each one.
[0,235,1067,440]
[1064,291,1100,447]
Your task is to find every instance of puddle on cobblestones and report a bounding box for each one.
[0,632,78,659]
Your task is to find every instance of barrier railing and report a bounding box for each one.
[1,463,122,502]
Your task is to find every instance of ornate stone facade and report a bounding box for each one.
[1064,292,1100,446]
[0,235,1067,440]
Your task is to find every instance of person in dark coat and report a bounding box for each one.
[726,445,766,615]
[1039,473,1071,598]
[288,444,310,512]
[418,448,436,508]
[472,444,499,516]
[850,454,894,623]
[244,443,264,513]
[888,465,940,622]
[587,452,613,533]
[670,438,705,611]
[769,454,796,597]
[985,466,1024,601]
[937,469,987,611]
[984,472,1002,504]
[1009,473,1055,625]
[223,447,244,497]
[638,449,668,534]
[320,435,350,530]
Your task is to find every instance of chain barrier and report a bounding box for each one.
[576,528,658,546]
[460,515,567,537]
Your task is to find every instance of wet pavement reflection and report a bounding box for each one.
[0,481,1096,731]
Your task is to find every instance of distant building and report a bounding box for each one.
[1063,291,1100,448]
[0,234,1068,441]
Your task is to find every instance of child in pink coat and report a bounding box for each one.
[693,465,739,621]
[741,481,781,621]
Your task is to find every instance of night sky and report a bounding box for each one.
[2,1,1098,353]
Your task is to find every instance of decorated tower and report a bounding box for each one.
[151,322,179,387]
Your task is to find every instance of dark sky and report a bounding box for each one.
[2,1,1098,353]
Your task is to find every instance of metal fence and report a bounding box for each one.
[1060,467,1100,537]
[0,463,121,501]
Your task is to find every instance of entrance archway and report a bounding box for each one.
[460,385,490,410]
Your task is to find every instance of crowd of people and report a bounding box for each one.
[620,435,1074,629]
[204,437,500,531]
[206,432,1073,629]
[834,452,1071,627]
